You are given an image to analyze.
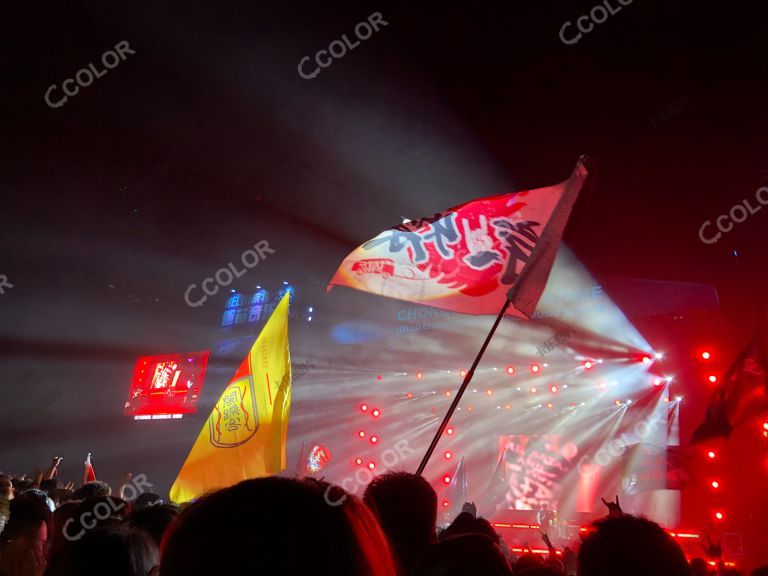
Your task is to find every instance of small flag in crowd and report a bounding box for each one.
[328,158,588,318]
[691,329,768,444]
[170,293,292,503]
[83,453,96,483]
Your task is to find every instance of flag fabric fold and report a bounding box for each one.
[479,448,510,517]
[691,329,768,444]
[83,453,96,483]
[170,293,292,503]
[328,158,588,318]
[444,456,468,521]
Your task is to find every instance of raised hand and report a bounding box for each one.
[461,501,477,518]
[119,472,134,499]
[601,495,623,517]
[44,456,63,480]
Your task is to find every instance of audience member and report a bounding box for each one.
[363,472,437,574]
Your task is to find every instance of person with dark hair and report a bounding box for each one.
[0,497,52,576]
[73,481,111,501]
[130,504,178,546]
[45,501,81,576]
[441,502,499,542]
[578,514,691,576]
[39,479,59,499]
[160,477,397,576]
[63,525,159,576]
[133,493,163,512]
[412,533,513,576]
[61,496,130,544]
[363,471,437,574]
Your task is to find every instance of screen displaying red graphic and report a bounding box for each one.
[500,434,579,512]
[124,351,210,418]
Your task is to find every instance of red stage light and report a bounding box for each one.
[355,457,363,465]
[445,391,451,397]
[467,405,473,411]
[486,389,493,396]
[358,430,365,438]
[444,451,452,460]
[707,451,716,459]
[762,422,768,431]
[442,500,449,508]
[711,481,720,489]
[459,370,467,377]
[370,435,379,444]
[583,360,594,370]
[443,475,452,484]
[368,462,376,470]
[416,372,423,380]
[506,366,515,375]
[708,375,718,383]
[360,404,369,412]
[504,403,511,410]
[546,403,553,409]
[701,351,711,360]
[530,363,542,375]
[550,385,558,394]
[371,408,381,417]
[714,511,724,521]
[597,381,607,391]
[530,387,537,394]
[641,355,652,364]
[615,400,622,406]
[406,392,414,399]
[653,377,663,386]
[446,426,454,435]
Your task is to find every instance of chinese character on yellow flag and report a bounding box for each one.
[169,293,292,503]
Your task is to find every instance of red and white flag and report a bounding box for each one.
[83,453,96,483]
[328,158,588,318]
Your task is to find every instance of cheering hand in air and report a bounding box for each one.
[601,495,623,517]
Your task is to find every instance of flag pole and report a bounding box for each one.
[416,297,511,476]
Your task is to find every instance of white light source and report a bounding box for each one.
[655,352,664,360]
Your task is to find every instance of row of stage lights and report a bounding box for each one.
[352,349,700,487]
[698,350,726,522]
[355,401,458,471]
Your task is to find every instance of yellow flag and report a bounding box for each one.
[169,293,292,503]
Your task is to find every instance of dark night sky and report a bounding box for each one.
[1,0,768,555]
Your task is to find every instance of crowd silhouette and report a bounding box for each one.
[0,461,764,576]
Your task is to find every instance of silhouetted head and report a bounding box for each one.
[160,477,396,576]
[130,503,179,545]
[690,557,711,576]
[75,480,112,500]
[578,515,690,576]
[0,496,51,576]
[66,525,159,576]
[363,471,437,573]
[134,492,163,511]
[412,534,512,576]
[442,512,498,542]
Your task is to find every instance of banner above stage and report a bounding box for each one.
[328,158,588,318]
